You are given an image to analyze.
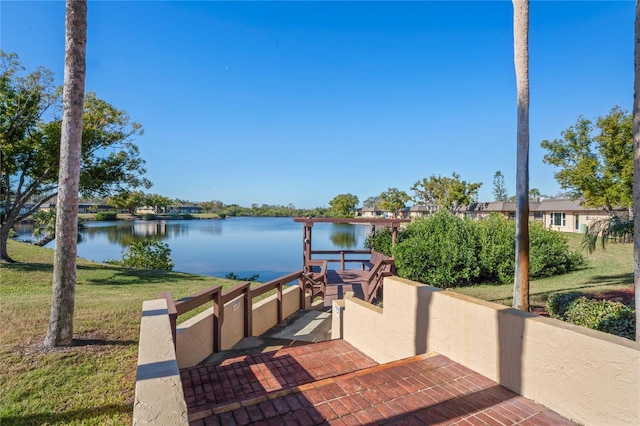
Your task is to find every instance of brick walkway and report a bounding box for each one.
[183,340,578,425]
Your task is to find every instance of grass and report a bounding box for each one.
[452,232,634,309]
[0,233,633,425]
[0,239,240,425]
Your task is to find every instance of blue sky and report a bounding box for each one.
[1,1,634,208]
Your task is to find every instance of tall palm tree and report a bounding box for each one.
[633,0,640,342]
[512,0,530,311]
[44,0,87,347]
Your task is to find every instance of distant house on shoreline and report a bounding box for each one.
[404,199,617,233]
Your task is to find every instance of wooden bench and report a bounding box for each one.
[360,253,395,303]
[362,249,392,272]
[305,259,328,298]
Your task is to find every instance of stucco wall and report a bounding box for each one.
[134,299,188,425]
[340,276,639,425]
[176,285,304,368]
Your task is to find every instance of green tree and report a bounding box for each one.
[145,193,172,214]
[107,190,145,214]
[362,195,382,209]
[411,172,482,214]
[492,171,509,201]
[513,0,530,312]
[119,240,174,270]
[328,193,359,217]
[541,107,632,212]
[379,187,410,218]
[0,55,150,262]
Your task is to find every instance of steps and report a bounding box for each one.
[182,340,579,425]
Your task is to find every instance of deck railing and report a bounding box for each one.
[159,271,320,353]
[309,249,372,270]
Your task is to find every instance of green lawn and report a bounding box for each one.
[0,233,633,425]
[0,240,238,425]
[452,232,633,309]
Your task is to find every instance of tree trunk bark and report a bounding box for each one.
[44,0,87,347]
[633,0,640,342]
[512,0,530,311]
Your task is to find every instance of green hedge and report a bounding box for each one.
[393,212,480,288]
[365,212,584,287]
[546,293,636,340]
[95,211,118,221]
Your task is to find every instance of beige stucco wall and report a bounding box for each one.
[176,286,304,368]
[134,299,188,425]
[341,276,640,425]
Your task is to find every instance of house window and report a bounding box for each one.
[534,212,542,220]
[551,212,566,227]
[575,214,580,230]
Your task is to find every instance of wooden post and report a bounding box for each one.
[392,226,398,247]
[276,282,283,323]
[244,286,252,337]
[212,290,222,353]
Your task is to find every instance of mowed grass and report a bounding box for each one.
[452,232,634,309]
[0,239,239,425]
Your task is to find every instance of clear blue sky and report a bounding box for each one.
[1,1,634,208]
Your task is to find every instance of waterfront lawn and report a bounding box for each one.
[0,239,238,425]
[452,232,633,309]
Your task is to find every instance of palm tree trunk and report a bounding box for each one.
[44,0,87,347]
[512,0,530,311]
[633,0,640,342]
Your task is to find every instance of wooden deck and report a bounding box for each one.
[323,269,370,307]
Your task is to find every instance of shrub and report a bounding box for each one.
[95,211,118,221]
[120,240,174,270]
[476,214,515,284]
[546,292,583,320]
[141,213,157,220]
[529,223,585,278]
[393,212,480,288]
[549,295,636,340]
[364,227,408,256]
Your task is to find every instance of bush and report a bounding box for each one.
[120,240,174,270]
[475,214,584,284]
[477,214,515,284]
[364,227,408,256]
[141,213,157,220]
[547,294,636,340]
[529,223,585,278]
[546,292,583,319]
[95,211,118,221]
[393,212,480,288]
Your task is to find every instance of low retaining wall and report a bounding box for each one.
[337,276,639,425]
[133,299,188,425]
[176,285,305,368]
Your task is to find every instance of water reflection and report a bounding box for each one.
[14,217,368,281]
[329,224,358,248]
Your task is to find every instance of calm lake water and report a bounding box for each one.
[16,217,370,282]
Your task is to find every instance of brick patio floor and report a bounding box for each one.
[183,340,578,425]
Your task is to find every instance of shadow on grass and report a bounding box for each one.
[2,262,52,273]
[76,264,211,285]
[487,274,633,304]
[0,404,131,426]
[71,338,137,347]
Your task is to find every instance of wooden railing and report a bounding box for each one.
[309,249,372,270]
[159,270,322,353]
[362,258,395,303]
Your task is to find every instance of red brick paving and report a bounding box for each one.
[183,340,578,425]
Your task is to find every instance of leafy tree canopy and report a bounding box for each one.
[328,193,359,217]
[411,172,482,213]
[0,51,150,261]
[379,187,410,218]
[541,107,632,211]
[362,195,382,209]
[492,171,509,201]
